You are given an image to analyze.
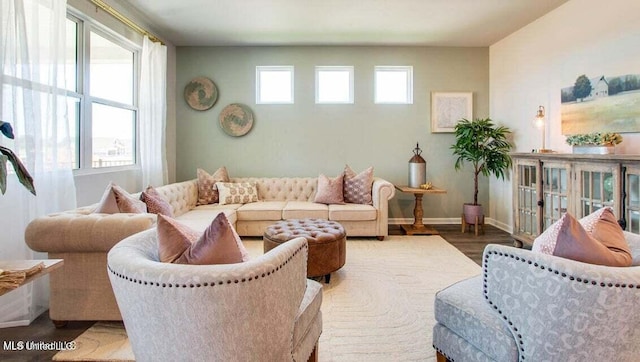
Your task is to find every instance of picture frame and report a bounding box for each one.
[431,92,473,133]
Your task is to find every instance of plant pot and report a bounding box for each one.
[463,203,484,225]
[572,145,615,154]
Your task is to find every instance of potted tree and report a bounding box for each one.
[451,118,512,233]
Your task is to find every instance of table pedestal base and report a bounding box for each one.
[400,224,439,235]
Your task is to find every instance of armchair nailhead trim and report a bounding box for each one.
[433,346,455,362]
[482,249,638,362]
[108,243,308,288]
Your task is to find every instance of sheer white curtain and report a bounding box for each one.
[140,36,167,188]
[0,0,76,327]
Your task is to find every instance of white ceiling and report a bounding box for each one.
[124,0,569,47]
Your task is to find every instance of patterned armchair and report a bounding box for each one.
[107,229,322,362]
[433,231,640,362]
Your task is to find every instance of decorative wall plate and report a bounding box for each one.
[184,77,218,111]
[219,103,254,137]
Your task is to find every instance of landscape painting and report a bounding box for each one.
[561,73,640,135]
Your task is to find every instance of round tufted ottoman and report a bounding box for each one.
[263,219,346,283]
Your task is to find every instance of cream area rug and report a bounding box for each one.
[54,235,480,362]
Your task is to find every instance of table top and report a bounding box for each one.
[394,185,447,194]
[0,259,63,297]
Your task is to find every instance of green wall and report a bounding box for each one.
[176,46,490,222]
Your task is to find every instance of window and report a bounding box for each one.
[315,66,354,104]
[256,66,294,104]
[374,66,413,104]
[66,11,139,170]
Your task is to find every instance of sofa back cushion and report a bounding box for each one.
[155,180,198,217]
[231,177,318,202]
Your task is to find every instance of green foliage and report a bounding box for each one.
[451,118,513,205]
[565,132,623,146]
[608,78,623,95]
[0,120,36,195]
[624,75,639,92]
[573,74,592,101]
[561,89,576,103]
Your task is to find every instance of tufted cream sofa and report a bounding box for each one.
[25,176,395,324]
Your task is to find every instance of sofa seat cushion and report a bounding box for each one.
[193,203,242,212]
[293,279,323,348]
[283,201,329,220]
[237,201,286,221]
[176,209,237,232]
[329,204,377,221]
[434,276,518,362]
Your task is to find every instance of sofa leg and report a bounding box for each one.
[52,320,68,328]
[377,236,384,241]
[436,351,449,362]
[307,343,318,362]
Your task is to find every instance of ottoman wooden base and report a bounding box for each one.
[263,219,346,283]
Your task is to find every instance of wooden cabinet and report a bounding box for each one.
[512,153,640,246]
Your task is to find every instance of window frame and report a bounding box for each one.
[255,65,294,104]
[315,66,354,104]
[374,66,414,104]
[67,8,141,174]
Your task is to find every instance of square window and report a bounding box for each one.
[92,103,135,168]
[256,66,294,104]
[316,66,354,104]
[374,66,413,104]
[90,31,134,105]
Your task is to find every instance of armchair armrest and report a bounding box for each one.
[483,244,640,361]
[624,231,640,265]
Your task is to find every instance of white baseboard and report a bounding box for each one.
[389,217,512,233]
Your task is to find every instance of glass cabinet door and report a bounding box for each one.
[541,162,570,230]
[574,163,619,220]
[514,159,541,242]
[624,165,640,233]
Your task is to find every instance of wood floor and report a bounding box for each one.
[0,223,514,361]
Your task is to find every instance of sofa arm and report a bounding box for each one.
[372,177,395,207]
[483,244,640,361]
[26,212,156,253]
[372,177,395,238]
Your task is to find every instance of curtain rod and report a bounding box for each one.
[89,0,163,45]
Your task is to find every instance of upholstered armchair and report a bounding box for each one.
[433,231,640,362]
[107,229,322,362]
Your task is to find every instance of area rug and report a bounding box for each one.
[54,235,480,362]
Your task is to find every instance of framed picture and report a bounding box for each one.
[431,92,473,133]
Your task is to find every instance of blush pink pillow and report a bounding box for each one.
[140,186,174,217]
[197,167,229,205]
[532,208,631,267]
[314,173,345,204]
[94,182,146,214]
[343,165,374,205]
[157,213,249,265]
[157,214,200,263]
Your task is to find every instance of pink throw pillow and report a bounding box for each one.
[94,182,146,214]
[314,173,345,204]
[141,186,174,217]
[157,213,249,265]
[343,165,373,205]
[532,208,631,267]
[197,167,229,205]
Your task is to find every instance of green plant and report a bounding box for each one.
[0,121,36,195]
[451,118,513,205]
[565,132,623,146]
